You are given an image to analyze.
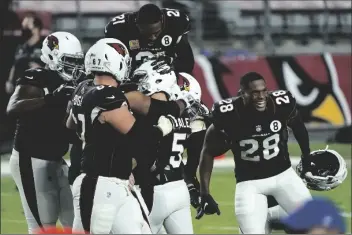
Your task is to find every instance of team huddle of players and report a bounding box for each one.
[7,3,348,235]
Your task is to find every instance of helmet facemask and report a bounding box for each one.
[57,53,84,81]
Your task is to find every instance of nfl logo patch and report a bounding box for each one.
[256,125,262,132]
[129,40,140,50]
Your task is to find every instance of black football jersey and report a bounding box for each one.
[105,8,190,71]
[153,113,192,184]
[13,68,70,160]
[71,82,134,179]
[212,90,297,182]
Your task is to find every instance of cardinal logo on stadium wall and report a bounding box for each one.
[266,53,351,126]
[194,53,351,126]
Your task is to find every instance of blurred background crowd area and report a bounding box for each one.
[1,0,351,153]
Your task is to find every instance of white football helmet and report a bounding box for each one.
[132,60,181,100]
[178,72,207,119]
[296,146,348,191]
[40,31,84,81]
[85,38,130,83]
[93,38,132,80]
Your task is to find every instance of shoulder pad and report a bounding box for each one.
[269,90,297,118]
[104,12,135,40]
[211,97,238,130]
[162,8,190,35]
[86,85,128,111]
[16,68,47,87]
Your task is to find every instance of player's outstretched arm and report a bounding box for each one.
[6,85,46,117]
[288,109,311,158]
[124,90,186,120]
[173,36,194,74]
[287,109,312,175]
[199,124,230,195]
[196,124,229,219]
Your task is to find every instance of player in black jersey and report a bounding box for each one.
[197,72,313,233]
[130,63,205,233]
[67,39,189,234]
[104,3,194,74]
[6,31,84,233]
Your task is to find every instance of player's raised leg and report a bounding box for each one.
[235,181,269,234]
[272,167,312,213]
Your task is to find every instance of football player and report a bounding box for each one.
[104,3,194,74]
[131,64,205,234]
[197,72,314,233]
[67,39,191,234]
[6,31,84,233]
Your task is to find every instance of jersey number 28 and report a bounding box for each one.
[240,134,280,162]
[272,90,290,105]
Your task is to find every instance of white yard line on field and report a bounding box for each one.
[1,219,26,224]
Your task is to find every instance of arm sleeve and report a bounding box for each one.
[93,86,128,111]
[288,109,311,156]
[16,69,43,88]
[173,36,194,74]
[146,98,181,123]
[184,130,206,179]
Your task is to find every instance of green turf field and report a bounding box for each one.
[1,143,351,234]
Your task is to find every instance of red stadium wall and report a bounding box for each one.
[193,53,352,127]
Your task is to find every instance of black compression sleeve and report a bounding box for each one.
[125,119,163,159]
[184,130,206,179]
[289,112,310,156]
[127,119,163,144]
[147,98,181,123]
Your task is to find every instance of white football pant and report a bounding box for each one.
[72,173,145,234]
[9,149,74,234]
[149,180,193,234]
[132,185,152,234]
[235,167,312,234]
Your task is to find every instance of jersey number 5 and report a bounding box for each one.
[239,134,280,162]
[170,133,187,168]
[272,90,290,105]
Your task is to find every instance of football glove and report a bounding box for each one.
[156,115,180,136]
[152,55,174,66]
[186,177,201,209]
[299,153,314,178]
[150,58,173,74]
[195,194,220,220]
[44,84,75,105]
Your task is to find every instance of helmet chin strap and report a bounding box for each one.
[324,145,329,151]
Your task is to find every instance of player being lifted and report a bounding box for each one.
[67,38,196,234]
[130,61,206,234]
[66,38,196,189]
[197,72,314,233]
[6,31,84,233]
[105,3,194,74]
